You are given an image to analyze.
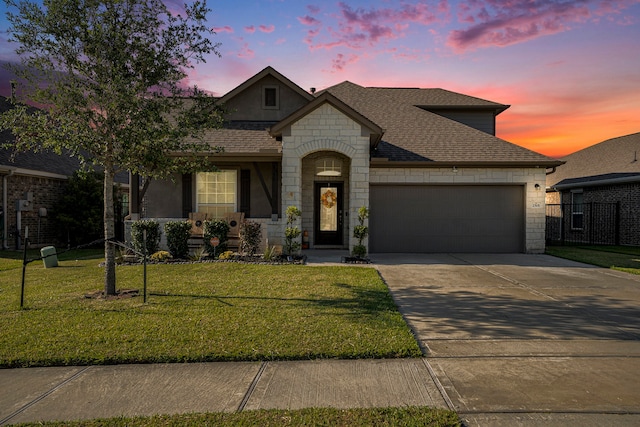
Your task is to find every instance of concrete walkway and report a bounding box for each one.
[2,252,640,426]
[1,359,448,425]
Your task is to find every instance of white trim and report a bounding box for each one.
[0,167,68,180]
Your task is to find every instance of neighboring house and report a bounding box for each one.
[137,66,561,254]
[1,98,82,249]
[546,132,640,246]
[0,97,129,250]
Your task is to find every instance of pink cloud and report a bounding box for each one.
[244,26,256,34]
[236,40,255,59]
[307,5,321,15]
[448,0,639,52]
[213,25,234,34]
[259,24,275,34]
[298,15,321,26]
[299,1,448,53]
[331,53,360,72]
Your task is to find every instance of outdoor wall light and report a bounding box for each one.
[452,166,458,173]
[534,183,541,190]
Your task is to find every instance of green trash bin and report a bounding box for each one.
[40,246,58,268]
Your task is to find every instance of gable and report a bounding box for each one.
[269,92,383,148]
[218,66,314,122]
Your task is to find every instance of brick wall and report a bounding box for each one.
[556,183,640,246]
[2,174,68,250]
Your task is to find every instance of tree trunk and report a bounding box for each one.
[104,167,117,295]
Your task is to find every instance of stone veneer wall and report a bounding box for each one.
[280,103,371,251]
[369,167,548,253]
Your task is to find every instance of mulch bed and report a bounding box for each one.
[84,289,140,300]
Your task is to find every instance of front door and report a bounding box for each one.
[314,182,344,246]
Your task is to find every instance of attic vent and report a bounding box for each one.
[316,158,342,177]
[262,85,279,109]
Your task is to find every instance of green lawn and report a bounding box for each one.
[0,250,422,368]
[546,245,640,275]
[13,407,461,427]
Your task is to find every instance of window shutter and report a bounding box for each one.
[240,169,250,216]
[182,173,192,218]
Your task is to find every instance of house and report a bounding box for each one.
[1,97,129,250]
[1,97,82,249]
[546,132,640,246]
[136,66,562,254]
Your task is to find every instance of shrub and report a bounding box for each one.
[352,206,369,258]
[150,250,172,262]
[52,171,103,246]
[190,246,206,261]
[218,250,234,260]
[262,239,278,261]
[203,219,230,257]
[284,206,302,255]
[239,220,262,256]
[164,220,192,259]
[131,219,161,256]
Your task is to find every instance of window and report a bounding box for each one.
[571,190,584,230]
[262,85,279,109]
[196,170,237,218]
[315,158,342,177]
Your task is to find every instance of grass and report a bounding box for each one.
[0,249,422,368]
[12,407,461,427]
[545,245,640,275]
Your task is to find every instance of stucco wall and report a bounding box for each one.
[369,167,548,253]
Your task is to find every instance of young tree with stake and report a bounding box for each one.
[0,0,224,295]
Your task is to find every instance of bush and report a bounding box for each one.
[164,220,192,259]
[203,219,230,257]
[352,206,369,258]
[131,219,161,256]
[150,250,172,262]
[52,171,103,246]
[284,206,302,255]
[239,220,262,256]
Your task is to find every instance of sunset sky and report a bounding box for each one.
[1,0,639,158]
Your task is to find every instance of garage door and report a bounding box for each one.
[369,185,524,253]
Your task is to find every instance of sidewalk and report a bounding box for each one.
[1,358,449,425]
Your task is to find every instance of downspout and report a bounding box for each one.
[2,169,15,250]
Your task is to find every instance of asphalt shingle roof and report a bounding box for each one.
[200,121,280,154]
[1,97,83,177]
[547,132,640,188]
[322,81,556,165]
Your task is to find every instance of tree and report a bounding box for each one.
[0,0,224,295]
[52,170,104,246]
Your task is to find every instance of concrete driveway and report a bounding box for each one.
[375,253,640,426]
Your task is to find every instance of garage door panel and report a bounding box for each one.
[369,185,524,253]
